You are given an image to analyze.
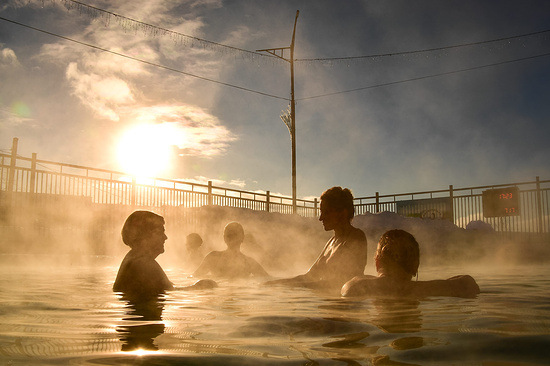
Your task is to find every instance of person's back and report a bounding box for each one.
[114,251,174,298]
[192,222,269,280]
[342,229,480,298]
[194,250,267,279]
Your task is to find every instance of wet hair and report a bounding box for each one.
[186,233,203,247]
[376,229,420,278]
[121,210,164,248]
[320,186,355,219]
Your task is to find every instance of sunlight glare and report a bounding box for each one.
[124,348,159,356]
[117,124,176,178]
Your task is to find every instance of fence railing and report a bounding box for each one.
[1,141,549,234]
[0,144,319,217]
[353,179,549,234]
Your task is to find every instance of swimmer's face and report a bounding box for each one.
[319,200,342,231]
[144,223,168,258]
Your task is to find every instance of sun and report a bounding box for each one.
[117,124,174,178]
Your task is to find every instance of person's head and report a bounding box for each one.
[223,221,244,249]
[319,186,354,231]
[121,210,167,257]
[375,229,420,281]
[186,233,203,250]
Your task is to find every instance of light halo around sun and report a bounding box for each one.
[116,123,175,178]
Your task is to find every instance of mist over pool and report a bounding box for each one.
[1,205,549,365]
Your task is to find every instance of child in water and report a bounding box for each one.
[341,229,480,298]
[113,210,215,300]
[192,221,270,279]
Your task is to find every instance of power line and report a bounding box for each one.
[0,16,290,101]
[43,0,550,65]
[297,52,550,101]
[296,29,550,62]
[3,8,549,103]
[35,0,277,60]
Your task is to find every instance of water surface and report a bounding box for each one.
[0,257,549,365]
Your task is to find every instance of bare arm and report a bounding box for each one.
[264,273,314,286]
[342,274,480,299]
[413,275,480,298]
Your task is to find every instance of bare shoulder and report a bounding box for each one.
[341,275,379,297]
[349,227,367,241]
[203,251,224,262]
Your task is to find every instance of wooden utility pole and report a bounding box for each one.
[257,10,299,213]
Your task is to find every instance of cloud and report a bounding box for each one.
[125,104,237,157]
[65,62,135,121]
[0,47,20,69]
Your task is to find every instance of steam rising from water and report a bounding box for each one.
[1,197,548,275]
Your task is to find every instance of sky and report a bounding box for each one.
[1,0,549,200]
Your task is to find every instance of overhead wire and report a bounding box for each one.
[297,52,550,101]
[38,0,275,59]
[3,1,550,102]
[44,0,550,64]
[0,16,290,102]
[296,29,550,62]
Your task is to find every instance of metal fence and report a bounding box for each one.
[353,179,549,234]
[1,141,549,234]
[0,144,319,217]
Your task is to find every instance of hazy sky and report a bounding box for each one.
[1,0,549,200]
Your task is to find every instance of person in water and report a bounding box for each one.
[266,186,368,291]
[191,221,270,279]
[113,210,215,300]
[184,232,204,272]
[341,229,480,298]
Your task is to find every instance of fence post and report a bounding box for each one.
[449,185,454,224]
[8,137,18,192]
[265,191,270,212]
[30,153,37,194]
[536,176,543,234]
[375,192,380,213]
[131,176,136,207]
[314,197,318,217]
[208,181,213,206]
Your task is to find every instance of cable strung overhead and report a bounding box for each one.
[36,0,277,61]
[0,16,290,101]
[295,29,550,64]
[22,0,550,65]
[297,52,550,101]
[5,0,550,102]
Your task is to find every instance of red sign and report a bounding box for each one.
[482,187,520,217]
